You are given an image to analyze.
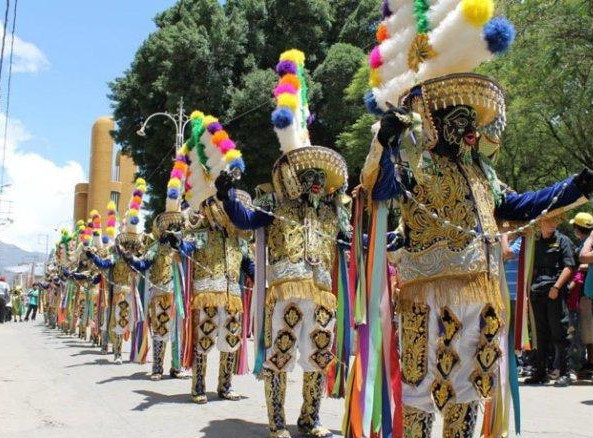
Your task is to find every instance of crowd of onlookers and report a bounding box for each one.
[0,276,41,323]
[504,211,593,387]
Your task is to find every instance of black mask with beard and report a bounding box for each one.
[299,168,327,208]
[432,105,479,160]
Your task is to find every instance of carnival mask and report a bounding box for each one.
[433,106,478,162]
[299,168,327,208]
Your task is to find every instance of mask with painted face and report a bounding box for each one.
[433,105,478,163]
[299,168,327,208]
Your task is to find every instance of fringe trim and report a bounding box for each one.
[266,279,337,310]
[399,272,502,312]
[191,292,243,314]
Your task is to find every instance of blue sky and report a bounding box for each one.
[0,1,175,252]
[12,1,173,169]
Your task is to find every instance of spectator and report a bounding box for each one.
[525,216,575,387]
[24,284,40,321]
[11,286,24,322]
[0,276,9,324]
[578,218,593,374]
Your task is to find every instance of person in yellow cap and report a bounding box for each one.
[571,212,593,374]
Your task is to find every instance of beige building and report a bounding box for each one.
[74,116,136,225]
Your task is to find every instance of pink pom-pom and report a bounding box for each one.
[171,168,184,180]
[369,46,383,69]
[107,218,116,227]
[274,83,297,97]
[218,138,236,153]
[130,202,140,210]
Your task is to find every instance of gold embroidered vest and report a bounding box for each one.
[149,245,173,288]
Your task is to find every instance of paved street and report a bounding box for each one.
[1,321,592,438]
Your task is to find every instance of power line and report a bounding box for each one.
[0,0,17,190]
[0,0,10,84]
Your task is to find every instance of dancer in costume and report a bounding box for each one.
[176,111,254,404]
[124,165,189,380]
[216,50,350,438]
[10,286,24,322]
[87,186,147,364]
[356,1,593,436]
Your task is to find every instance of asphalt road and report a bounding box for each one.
[1,320,592,438]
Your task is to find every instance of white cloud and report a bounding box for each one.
[0,114,85,254]
[0,23,50,74]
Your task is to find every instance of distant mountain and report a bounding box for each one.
[0,241,45,272]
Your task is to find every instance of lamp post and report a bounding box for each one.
[136,97,191,153]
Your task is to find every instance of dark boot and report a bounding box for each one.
[442,401,479,438]
[218,351,241,400]
[297,371,332,438]
[403,405,435,438]
[191,351,208,404]
[263,368,290,438]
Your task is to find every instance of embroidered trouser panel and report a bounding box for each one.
[152,339,167,375]
[403,405,435,438]
[401,297,502,413]
[150,293,174,342]
[113,294,131,335]
[113,334,123,359]
[442,401,479,438]
[194,306,243,354]
[297,371,325,432]
[191,350,207,397]
[263,368,288,436]
[264,298,335,373]
[218,351,237,395]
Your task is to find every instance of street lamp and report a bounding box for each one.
[136,97,191,153]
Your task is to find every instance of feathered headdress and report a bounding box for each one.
[104,201,117,245]
[367,0,515,117]
[124,178,147,234]
[271,49,312,153]
[165,148,189,213]
[184,110,245,210]
[90,209,102,248]
[270,50,348,200]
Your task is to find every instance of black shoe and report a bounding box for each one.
[524,375,548,385]
[554,375,570,387]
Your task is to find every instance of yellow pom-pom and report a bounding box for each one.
[369,68,382,87]
[203,115,219,126]
[90,209,99,216]
[106,201,116,211]
[460,0,493,26]
[280,49,306,65]
[179,144,189,155]
[185,192,193,200]
[224,149,242,163]
[167,178,182,189]
[129,208,138,217]
[136,178,146,186]
[106,228,116,237]
[190,110,204,120]
[277,93,298,111]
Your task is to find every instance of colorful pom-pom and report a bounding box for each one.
[206,121,223,134]
[382,0,392,18]
[279,49,305,65]
[191,110,204,120]
[102,236,109,244]
[203,115,219,126]
[130,216,139,225]
[212,130,229,145]
[133,189,143,197]
[369,68,382,87]
[276,60,298,76]
[272,108,294,129]
[369,46,383,69]
[277,93,298,111]
[219,138,236,153]
[129,208,139,217]
[224,149,242,163]
[229,157,245,173]
[274,83,297,97]
[171,168,184,180]
[106,201,116,211]
[279,74,300,90]
[376,23,388,42]
[136,178,146,185]
[167,178,182,189]
[483,17,515,54]
[460,0,494,27]
[364,91,384,116]
[167,188,179,199]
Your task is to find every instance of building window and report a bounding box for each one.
[110,192,120,210]
[113,151,121,182]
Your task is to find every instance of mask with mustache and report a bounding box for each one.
[299,169,327,208]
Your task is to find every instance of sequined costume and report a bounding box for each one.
[177,110,253,404]
[357,1,593,436]
[218,50,351,438]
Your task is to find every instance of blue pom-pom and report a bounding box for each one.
[271,108,293,129]
[167,188,179,199]
[229,157,246,173]
[483,17,515,54]
[130,216,139,225]
[102,236,109,244]
[364,91,383,116]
